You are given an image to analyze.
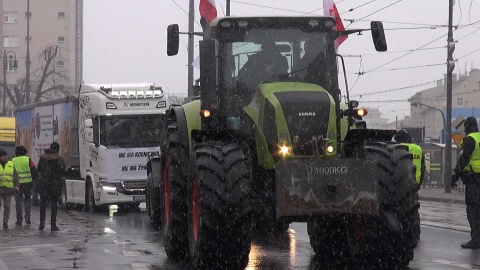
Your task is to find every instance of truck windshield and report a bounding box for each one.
[221,27,337,110]
[100,115,162,147]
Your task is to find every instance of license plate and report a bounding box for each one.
[133,195,146,202]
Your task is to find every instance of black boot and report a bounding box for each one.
[3,223,8,229]
[39,204,46,230]
[460,239,480,249]
[51,203,59,231]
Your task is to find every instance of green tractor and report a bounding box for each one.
[158,16,418,269]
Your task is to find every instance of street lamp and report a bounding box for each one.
[2,50,18,115]
[412,101,446,142]
[411,101,449,193]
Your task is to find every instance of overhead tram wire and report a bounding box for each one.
[362,23,478,75]
[345,0,403,27]
[340,0,377,15]
[169,0,201,27]
[350,80,438,97]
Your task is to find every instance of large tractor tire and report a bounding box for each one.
[161,125,189,261]
[360,142,418,269]
[307,213,350,268]
[307,142,418,269]
[188,143,253,270]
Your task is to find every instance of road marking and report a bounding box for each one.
[18,248,58,269]
[422,221,470,233]
[432,259,480,269]
[0,259,8,270]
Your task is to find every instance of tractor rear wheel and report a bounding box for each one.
[161,126,189,261]
[188,143,253,270]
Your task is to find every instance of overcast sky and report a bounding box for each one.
[83,0,480,122]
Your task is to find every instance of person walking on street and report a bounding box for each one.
[12,146,38,226]
[36,142,66,231]
[0,149,20,229]
[451,116,480,249]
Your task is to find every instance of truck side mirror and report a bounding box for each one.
[167,24,179,56]
[371,21,387,52]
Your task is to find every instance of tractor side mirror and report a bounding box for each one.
[371,21,387,52]
[167,24,180,56]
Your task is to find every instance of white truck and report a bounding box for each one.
[15,83,168,211]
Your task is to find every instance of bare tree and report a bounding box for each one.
[3,45,75,108]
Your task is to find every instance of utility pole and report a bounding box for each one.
[187,0,195,97]
[25,0,31,105]
[445,0,455,193]
[226,0,230,16]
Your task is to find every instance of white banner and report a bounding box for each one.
[34,106,54,149]
[106,147,160,181]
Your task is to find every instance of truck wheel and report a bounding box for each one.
[85,182,99,213]
[361,142,418,269]
[162,127,189,261]
[188,143,253,269]
[147,177,162,226]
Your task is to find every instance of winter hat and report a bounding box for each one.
[393,129,412,143]
[15,146,28,156]
[50,142,60,153]
[464,117,478,132]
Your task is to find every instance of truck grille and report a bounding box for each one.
[115,181,147,195]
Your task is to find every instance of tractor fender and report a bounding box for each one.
[168,106,189,150]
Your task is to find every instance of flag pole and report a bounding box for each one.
[188,0,195,97]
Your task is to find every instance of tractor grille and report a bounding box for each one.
[274,91,331,156]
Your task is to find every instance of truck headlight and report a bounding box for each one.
[100,180,117,191]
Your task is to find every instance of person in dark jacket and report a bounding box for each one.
[36,142,66,231]
[451,116,480,249]
[0,149,20,229]
[13,146,38,226]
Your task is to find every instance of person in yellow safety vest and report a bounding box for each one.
[393,129,426,187]
[12,146,38,226]
[451,116,480,249]
[0,148,20,229]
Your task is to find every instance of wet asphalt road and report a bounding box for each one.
[0,201,478,269]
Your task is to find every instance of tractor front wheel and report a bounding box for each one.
[188,143,253,270]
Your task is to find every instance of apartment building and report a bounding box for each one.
[409,68,480,143]
[2,0,82,115]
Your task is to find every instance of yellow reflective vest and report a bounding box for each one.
[12,156,33,184]
[464,132,480,173]
[0,161,14,188]
[404,143,423,184]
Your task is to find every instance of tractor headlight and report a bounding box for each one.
[280,145,291,156]
[326,145,335,153]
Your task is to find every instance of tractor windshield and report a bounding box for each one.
[220,27,338,110]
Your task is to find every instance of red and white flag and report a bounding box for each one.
[199,0,217,22]
[323,0,347,49]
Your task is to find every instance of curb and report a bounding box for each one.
[419,196,465,205]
